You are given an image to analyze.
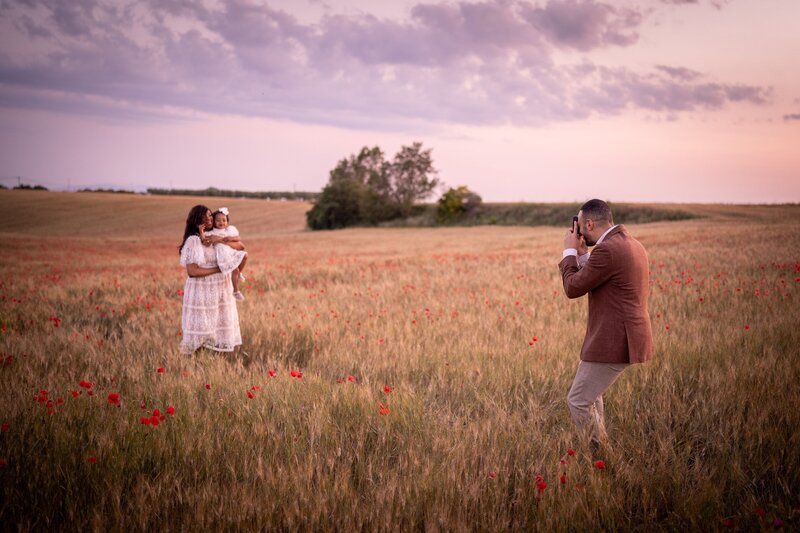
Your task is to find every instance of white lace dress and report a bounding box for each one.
[179,235,242,354]
[205,225,247,275]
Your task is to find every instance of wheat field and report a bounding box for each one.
[1,191,798,531]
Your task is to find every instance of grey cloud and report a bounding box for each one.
[660,0,731,8]
[0,0,769,129]
[654,65,701,81]
[784,113,800,121]
[521,0,642,50]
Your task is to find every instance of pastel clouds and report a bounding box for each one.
[0,0,769,128]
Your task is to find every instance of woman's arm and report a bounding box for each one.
[186,264,221,278]
[224,239,246,251]
[202,235,226,246]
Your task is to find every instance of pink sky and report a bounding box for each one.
[0,0,798,202]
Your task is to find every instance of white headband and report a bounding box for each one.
[218,207,229,216]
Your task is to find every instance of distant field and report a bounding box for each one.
[0,190,310,238]
[1,191,799,530]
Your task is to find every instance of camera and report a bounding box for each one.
[572,216,581,237]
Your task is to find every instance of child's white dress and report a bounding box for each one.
[205,225,247,275]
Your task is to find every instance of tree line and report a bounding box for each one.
[147,188,320,201]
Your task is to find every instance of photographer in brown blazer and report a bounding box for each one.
[559,199,653,451]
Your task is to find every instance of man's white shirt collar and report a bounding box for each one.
[595,224,619,246]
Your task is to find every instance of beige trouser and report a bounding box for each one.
[567,361,629,443]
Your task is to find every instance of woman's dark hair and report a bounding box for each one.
[179,205,210,254]
[212,210,229,224]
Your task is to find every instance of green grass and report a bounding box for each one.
[391,201,700,227]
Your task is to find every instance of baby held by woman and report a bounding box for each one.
[201,207,248,301]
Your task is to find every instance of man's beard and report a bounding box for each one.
[582,227,596,247]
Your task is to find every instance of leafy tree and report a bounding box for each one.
[390,142,439,217]
[307,142,441,229]
[330,146,392,199]
[306,179,364,230]
[437,186,483,223]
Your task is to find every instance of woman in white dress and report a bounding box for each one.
[178,205,242,354]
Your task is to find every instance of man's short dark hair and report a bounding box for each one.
[581,199,613,225]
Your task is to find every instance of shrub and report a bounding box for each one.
[436,186,482,224]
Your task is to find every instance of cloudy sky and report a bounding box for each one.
[0,0,797,202]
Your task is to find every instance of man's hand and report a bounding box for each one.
[564,229,581,250]
[576,235,588,256]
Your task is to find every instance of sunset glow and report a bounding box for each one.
[1,0,797,202]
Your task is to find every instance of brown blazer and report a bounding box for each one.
[558,225,653,364]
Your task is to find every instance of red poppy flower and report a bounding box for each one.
[87,390,94,396]
[559,459,567,465]
[152,408,160,417]
[149,415,160,426]
[567,448,576,456]
[744,325,750,331]
[157,367,165,374]
[79,380,92,389]
[379,403,390,416]
[268,370,277,377]
[536,481,547,494]
[290,370,298,377]
[575,483,585,490]
[71,390,80,398]
[347,375,356,382]
[140,417,150,425]
[0,458,6,467]
[722,518,734,528]
[247,391,255,399]
[754,507,766,518]
[166,406,175,415]
[107,392,120,405]
[594,460,605,469]
[87,456,97,463]
[57,398,64,405]
[559,474,566,484]
[383,386,392,394]
[205,384,211,390]
[1,423,9,432]
[488,471,497,479]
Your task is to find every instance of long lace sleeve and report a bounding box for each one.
[179,235,202,266]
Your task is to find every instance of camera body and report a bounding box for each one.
[572,216,581,237]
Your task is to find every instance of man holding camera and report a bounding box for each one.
[559,199,653,453]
